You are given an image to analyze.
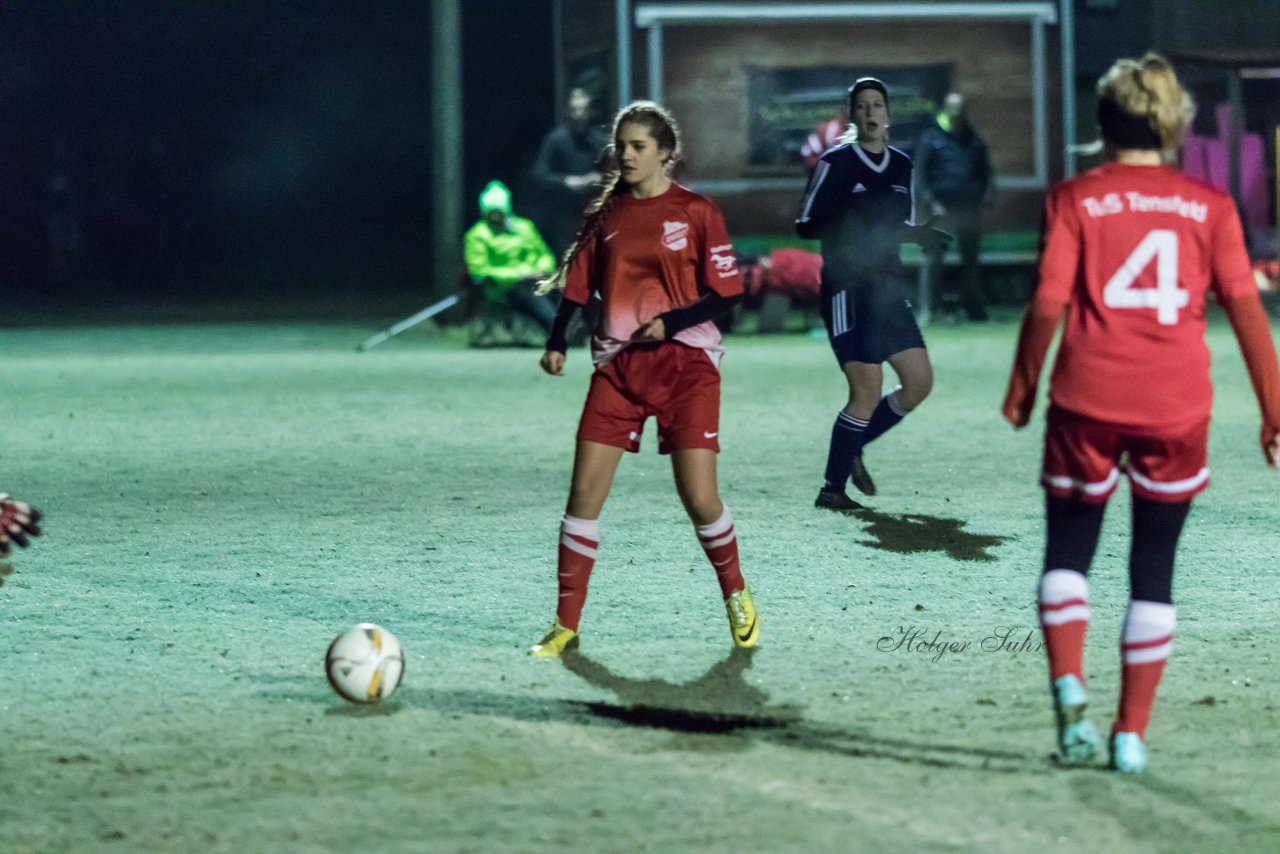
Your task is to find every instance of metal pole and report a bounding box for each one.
[358,293,464,352]
[616,0,632,106]
[647,23,663,102]
[1031,20,1048,187]
[552,0,566,119]
[431,0,463,299]
[1059,0,1076,177]
[1227,70,1243,215]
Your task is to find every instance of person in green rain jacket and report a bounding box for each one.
[465,180,559,333]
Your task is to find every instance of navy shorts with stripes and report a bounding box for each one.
[820,282,925,365]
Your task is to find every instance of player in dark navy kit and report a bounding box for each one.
[796,78,949,510]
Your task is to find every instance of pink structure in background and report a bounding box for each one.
[1182,103,1269,236]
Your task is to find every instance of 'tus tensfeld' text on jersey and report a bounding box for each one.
[1038,162,1257,431]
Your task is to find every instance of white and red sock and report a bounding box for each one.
[696,507,744,599]
[1038,568,1090,683]
[555,515,599,632]
[1116,599,1176,738]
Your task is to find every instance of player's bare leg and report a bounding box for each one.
[671,447,722,527]
[531,441,625,657]
[565,440,625,521]
[672,449,757,647]
[853,347,932,495]
[842,360,883,420]
[885,347,933,411]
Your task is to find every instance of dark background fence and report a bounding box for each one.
[0,1,555,318]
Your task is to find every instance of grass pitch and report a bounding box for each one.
[2,317,1278,852]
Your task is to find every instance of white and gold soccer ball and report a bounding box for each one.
[325,623,405,703]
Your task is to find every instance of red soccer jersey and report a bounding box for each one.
[564,182,743,365]
[1036,163,1257,431]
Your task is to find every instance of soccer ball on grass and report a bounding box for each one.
[325,623,405,703]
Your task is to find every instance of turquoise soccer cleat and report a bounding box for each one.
[1052,674,1101,764]
[1110,731,1147,773]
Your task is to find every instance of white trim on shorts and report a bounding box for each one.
[1126,465,1210,495]
[1041,467,1120,496]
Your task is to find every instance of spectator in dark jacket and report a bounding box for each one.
[915,92,994,321]
[531,87,610,257]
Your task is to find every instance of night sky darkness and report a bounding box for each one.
[0,2,553,311]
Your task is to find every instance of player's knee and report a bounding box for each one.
[679,489,722,527]
[847,380,881,408]
[898,374,932,410]
[566,479,611,518]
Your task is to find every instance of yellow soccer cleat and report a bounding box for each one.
[725,588,759,648]
[528,621,579,658]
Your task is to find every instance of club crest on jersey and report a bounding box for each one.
[662,221,689,251]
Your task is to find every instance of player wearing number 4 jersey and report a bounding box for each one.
[1004,53,1280,773]
[529,101,758,658]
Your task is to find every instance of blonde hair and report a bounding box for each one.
[1097,52,1194,154]
[537,101,681,294]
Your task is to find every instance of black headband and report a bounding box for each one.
[848,77,889,112]
[1097,96,1162,150]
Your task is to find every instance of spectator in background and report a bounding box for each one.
[915,92,994,321]
[464,180,558,334]
[531,86,609,257]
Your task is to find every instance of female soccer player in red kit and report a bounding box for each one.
[1003,53,1280,773]
[528,102,757,657]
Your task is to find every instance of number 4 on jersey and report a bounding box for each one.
[1102,229,1188,325]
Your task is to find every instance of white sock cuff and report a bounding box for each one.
[695,506,734,539]
[1122,600,1175,664]
[561,515,599,540]
[1123,600,1176,643]
[1039,569,1089,625]
[886,387,911,416]
[1040,568,1089,603]
[836,410,868,428]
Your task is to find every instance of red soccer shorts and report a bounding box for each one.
[1042,406,1209,504]
[577,343,721,455]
